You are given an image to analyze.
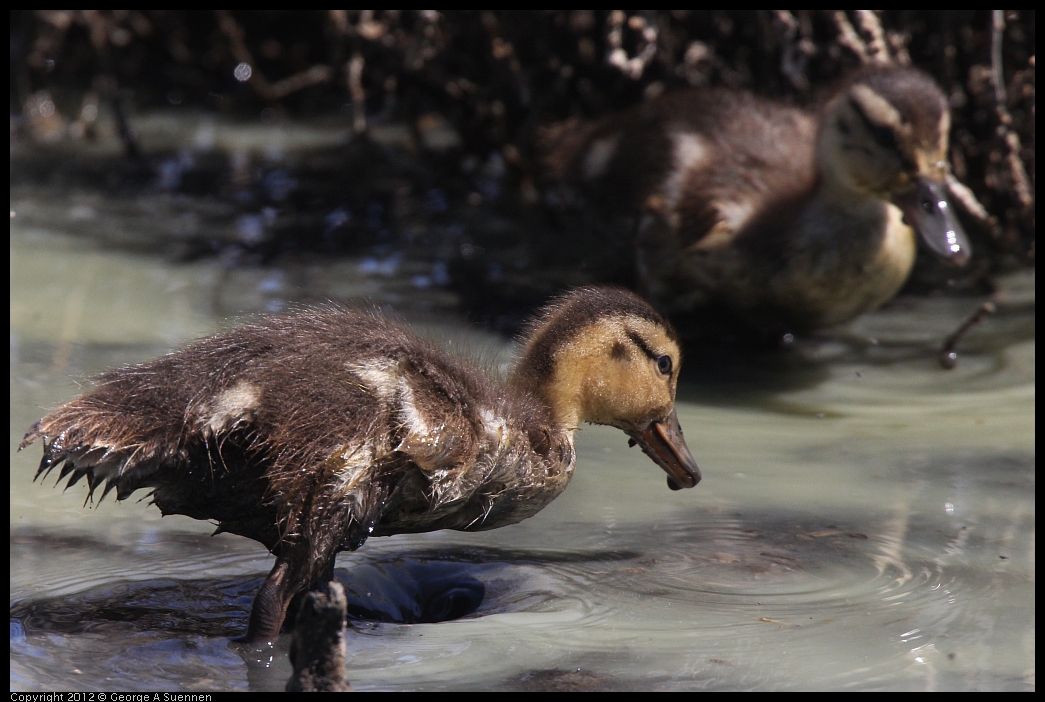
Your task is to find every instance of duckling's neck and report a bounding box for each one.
[815,154,883,209]
[811,167,890,224]
[814,134,916,266]
[507,369,582,434]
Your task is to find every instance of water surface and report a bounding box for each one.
[10,155,1034,691]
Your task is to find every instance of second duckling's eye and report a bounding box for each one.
[657,355,673,375]
[869,124,898,151]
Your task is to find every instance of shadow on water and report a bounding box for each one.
[676,340,831,402]
[335,559,487,625]
[9,540,640,639]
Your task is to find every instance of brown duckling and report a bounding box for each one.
[20,287,700,644]
[541,65,971,336]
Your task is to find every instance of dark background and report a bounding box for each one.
[10,11,1035,326]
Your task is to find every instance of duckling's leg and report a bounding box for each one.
[239,485,387,642]
[240,552,340,644]
[239,558,296,644]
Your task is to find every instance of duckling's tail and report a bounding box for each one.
[20,413,162,507]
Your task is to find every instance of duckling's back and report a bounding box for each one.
[541,88,819,251]
[21,307,570,554]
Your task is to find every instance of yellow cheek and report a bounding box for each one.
[595,364,672,421]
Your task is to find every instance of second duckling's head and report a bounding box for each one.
[513,287,700,490]
[819,66,970,265]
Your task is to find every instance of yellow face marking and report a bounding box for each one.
[544,316,679,430]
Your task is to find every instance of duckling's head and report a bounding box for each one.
[819,66,970,265]
[513,287,701,490]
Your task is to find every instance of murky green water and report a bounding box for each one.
[10,153,1034,691]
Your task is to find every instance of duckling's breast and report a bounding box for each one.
[651,191,918,331]
[753,195,917,329]
[451,408,577,531]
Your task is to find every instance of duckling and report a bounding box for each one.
[541,65,970,335]
[19,287,700,644]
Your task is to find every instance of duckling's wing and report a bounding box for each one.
[658,90,820,252]
[265,342,494,542]
[541,89,818,252]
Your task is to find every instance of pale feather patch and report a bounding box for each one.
[661,132,708,209]
[346,359,399,403]
[205,380,260,434]
[333,441,376,494]
[689,200,755,251]
[689,221,734,251]
[582,134,621,180]
[397,382,430,438]
[348,359,437,457]
[717,200,754,232]
[480,407,507,445]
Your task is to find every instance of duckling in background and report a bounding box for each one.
[20,287,700,644]
[541,66,970,336]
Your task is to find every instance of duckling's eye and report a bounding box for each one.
[657,355,673,375]
[869,124,897,151]
[849,96,899,152]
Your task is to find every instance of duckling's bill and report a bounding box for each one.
[627,409,701,491]
[893,176,971,266]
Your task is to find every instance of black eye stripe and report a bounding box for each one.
[846,96,918,170]
[625,330,658,362]
[848,97,899,150]
[625,330,673,375]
